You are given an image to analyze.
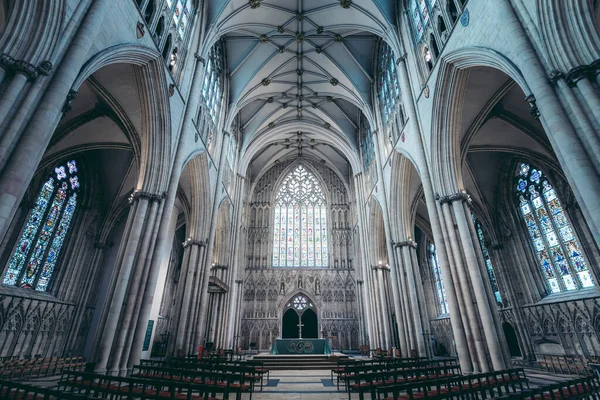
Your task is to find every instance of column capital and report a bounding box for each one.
[357,280,364,285]
[194,53,206,65]
[235,279,243,285]
[182,238,208,248]
[392,240,417,249]
[436,190,471,205]
[395,54,408,64]
[128,190,166,204]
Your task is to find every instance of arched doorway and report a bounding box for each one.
[281,294,317,339]
[282,309,299,339]
[301,309,318,338]
[503,322,522,357]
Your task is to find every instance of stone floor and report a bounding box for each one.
[252,369,353,399]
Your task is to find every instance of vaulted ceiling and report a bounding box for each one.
[205,0,399,179]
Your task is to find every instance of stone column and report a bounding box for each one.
[394,52,472,371]
[398,241,426,357]
[112,198,163,374]
[94,192,157,373]
[452,197,506,370]
[439,200,486,372]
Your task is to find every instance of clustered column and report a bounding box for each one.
[436,191,509,372]
[94,190,166,375]
[168,238,208,357]
[391,240,429,357]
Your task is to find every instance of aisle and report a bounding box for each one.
[257,369,353,399]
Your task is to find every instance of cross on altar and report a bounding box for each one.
[297,321,304,339]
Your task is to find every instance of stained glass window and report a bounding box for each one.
[2,161,80,291]
[201,42,224,127]
[429,243,449,315]
[378,42,402,126]
[165,0,192,41]
[516,163,594,293]
[471,214,502,305]
[272,165,329,267]
[408,0,437,42]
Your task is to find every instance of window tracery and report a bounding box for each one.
[272,165,329,268]
[377,42,403,127]
[516,163,594,293]
[3,161,80,292]
[429,243,449,315]
[201,42,224,127]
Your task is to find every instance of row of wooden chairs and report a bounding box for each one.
[59,369,243,399]
[496,374,600,400]
[332,358,456,390]
[377,368,529,400]
[1,379,87,399]
[131,364,260,399]
[347,364,462,400]
[138,358,269,390]
[0,356,85,381]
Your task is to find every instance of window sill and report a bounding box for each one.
[0,284,71,304]
[525,287,600,307]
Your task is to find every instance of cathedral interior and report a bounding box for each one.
[1,0,600,398]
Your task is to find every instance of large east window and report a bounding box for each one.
[516,163,594,294]
[3,161,80,292]
[272,165,329,267]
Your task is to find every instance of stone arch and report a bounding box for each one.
[72,44,173,194]
[430,47,532,194]
[537,0,600,71]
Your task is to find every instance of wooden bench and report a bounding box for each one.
[376,368,528,400]
[1,379,87,399]
[536,354,592,375]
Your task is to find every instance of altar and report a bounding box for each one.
[269,338,332,355]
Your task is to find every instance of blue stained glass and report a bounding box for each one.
[3,161,80,291]
[516,163,594,292]
[378,42,401,125]
[2,179,55,285]
[21,183,68,288]
[36,194,77,291]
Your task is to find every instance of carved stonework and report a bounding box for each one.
[128,190,166,204]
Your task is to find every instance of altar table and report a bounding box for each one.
[269,338,332,355]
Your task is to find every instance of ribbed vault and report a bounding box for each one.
[205,0,399,177]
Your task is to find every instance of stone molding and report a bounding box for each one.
[194,54,206,65]
[62,90,78,114]
[549,59,600,87]
[0,54,53,80]
[182,238,208,248]
[393,240,417,249]
[436,191,471,205]
[128,190,166,204]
